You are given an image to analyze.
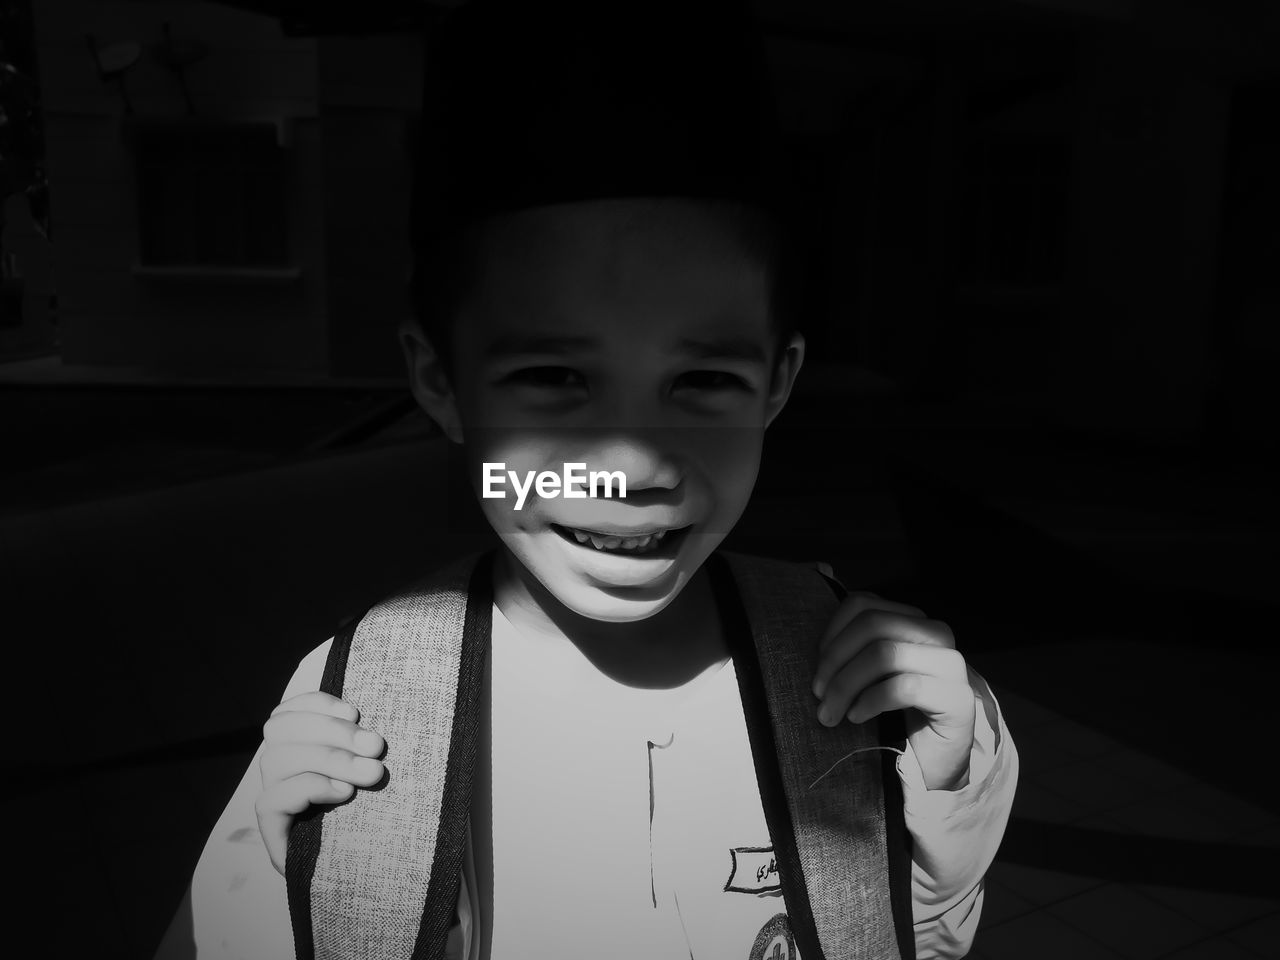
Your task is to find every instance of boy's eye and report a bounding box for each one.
[673,370,750,392]
[502,366,586,389]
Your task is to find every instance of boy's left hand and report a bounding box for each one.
[811,591,977,791]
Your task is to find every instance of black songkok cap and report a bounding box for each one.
[412,0,780,244]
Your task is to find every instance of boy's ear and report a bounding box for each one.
[398,318,464,444]
[764,331,805,429]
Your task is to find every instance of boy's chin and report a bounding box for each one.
[548,574,691,623]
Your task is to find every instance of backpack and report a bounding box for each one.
[286,550,916,960]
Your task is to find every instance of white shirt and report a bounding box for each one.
[166,604,1018,960]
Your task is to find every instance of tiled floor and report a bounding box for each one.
[970,686,1280,960]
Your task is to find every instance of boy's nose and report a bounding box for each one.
[591,437,682,492]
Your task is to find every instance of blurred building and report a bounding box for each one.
[31,0,425,379]
[24,0,1280,444]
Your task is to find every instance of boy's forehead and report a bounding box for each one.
[467,313,773,365]
[472,199,766,273]
[457,200,773,357]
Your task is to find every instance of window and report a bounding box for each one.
[132,121,288,269]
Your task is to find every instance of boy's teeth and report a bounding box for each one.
[566,526,671,553]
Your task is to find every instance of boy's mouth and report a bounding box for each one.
[550,523,691,557]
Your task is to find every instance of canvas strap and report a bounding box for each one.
[287,553,492,960]
[714,552,910,960]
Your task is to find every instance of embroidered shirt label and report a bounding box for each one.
[725,845,781,894]
[749,913,797,960]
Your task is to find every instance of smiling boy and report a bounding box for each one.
[432,198,794,623]
[157,3,1016,959]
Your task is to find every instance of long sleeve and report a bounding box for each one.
[898,670,1019,960]
[154,640,333,960]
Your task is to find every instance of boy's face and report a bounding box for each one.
[406,198,803,622]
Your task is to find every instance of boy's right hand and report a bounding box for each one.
[254,691,386,876]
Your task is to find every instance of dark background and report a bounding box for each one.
[1,1,1277,957]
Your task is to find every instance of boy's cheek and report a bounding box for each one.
[474,494,526,538]
[698,439,762,505]
[462,436,575,500]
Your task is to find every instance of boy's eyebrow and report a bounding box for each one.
[676,336,768,363]
[483,334,598,358]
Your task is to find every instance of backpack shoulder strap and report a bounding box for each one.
[713,551,914,960]
[286,549,914,960]
[287,551,493,960]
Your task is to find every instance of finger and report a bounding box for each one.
[819,592,928,653]
[813,611,957,699]
[262,710,385,758]
[816,641,966,726]
[843,673,974,726]
[270,691,360,723]
[260,743,385,790]
[255,773,355,876]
